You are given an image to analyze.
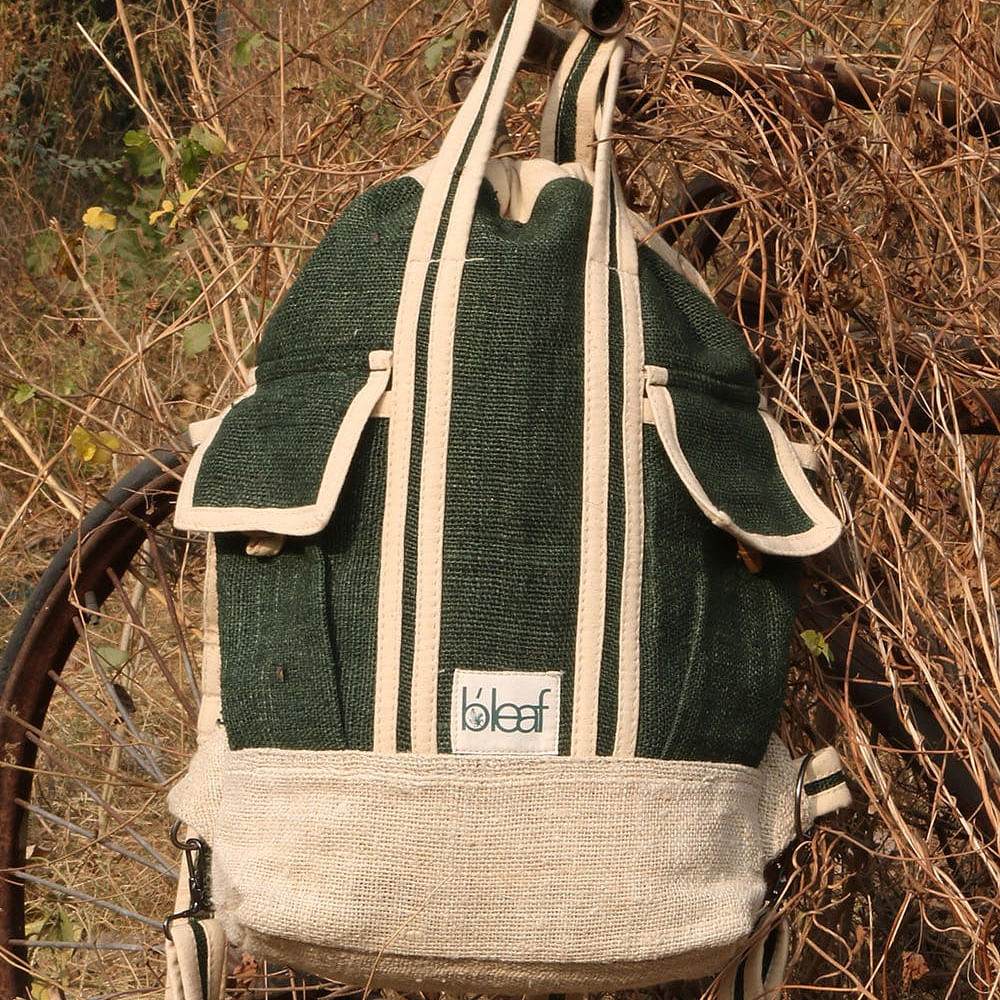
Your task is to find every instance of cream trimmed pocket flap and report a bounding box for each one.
[644,365,841,557]
[174,350,392,536]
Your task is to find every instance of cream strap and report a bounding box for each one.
[570,35,626,756]
[715,920,790,1000]
[163,829,226,1000]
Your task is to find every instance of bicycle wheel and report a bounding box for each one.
[1,453,362,1000]
[0,453,190,998]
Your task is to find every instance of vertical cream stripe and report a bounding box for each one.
[613,171,644,758]
[408,0,544,754]
[570,41,624,757]
[409,260,460,754]
[374,265,426,753]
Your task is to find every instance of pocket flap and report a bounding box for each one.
[644,365,841,556]
[175,350,391,535]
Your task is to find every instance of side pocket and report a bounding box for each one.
[643,365,840,556]
[176,351,394,752]
[216,533,346,751]
[175,350,392,536]
[638,366,841,766]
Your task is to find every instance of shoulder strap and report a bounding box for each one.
[540,30,620,167]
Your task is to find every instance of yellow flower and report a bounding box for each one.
[82,206,117,231]
[148,199,175,225]
[70,426,121,465]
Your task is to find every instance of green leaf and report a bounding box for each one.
[111,228,148,266]
[124,131,163,178]
[230,214,249,232]
[13,383,36,404]
[96,645,128,671]
[177,136,209,186]
[26,231,60,276]
[801,629,834,665]
[55,906,81,943]
[190,124,226,156]
[183,321,213,357]
[233,31,266,68]
[424,34,456,71]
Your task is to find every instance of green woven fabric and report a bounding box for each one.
[435,178,591,754]
[638,244,758,386]
[637,425,801,764]
[208,167,819,764]
[216,422,387,751]
[199,28,836,764]
[191,178,419,512]
[669,380,814,538]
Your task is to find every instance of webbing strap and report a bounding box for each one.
[715,920,790,1000]
[540,31,618,166]
[164,848,227,1000]
[164,916,226,1000]
[800,745,852,828]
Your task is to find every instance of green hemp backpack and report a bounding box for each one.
[164,2,850,998]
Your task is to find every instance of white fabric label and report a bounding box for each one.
[450,670,562,755]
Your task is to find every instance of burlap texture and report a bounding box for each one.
[169,744,806,993]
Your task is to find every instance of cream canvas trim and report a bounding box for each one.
[172,739,812,995]
[801,745,852,822]
[174,352,392,536]
[370,392,392,419]
[569,43,619,168]
[644,366,842,556]
[571,44,623,757]
[187,415,222,448]
[759,408,842,548]
[791,439,819,471]
[375,267,425,752]
[611,167,644,758]
[483,158,587,222]
[166,540,228,838]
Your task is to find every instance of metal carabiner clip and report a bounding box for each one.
[163,820,213,941]
[763,752,816,908]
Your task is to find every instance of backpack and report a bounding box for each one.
[164,2,850,997]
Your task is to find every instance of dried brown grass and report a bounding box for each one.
[1,0,998,996]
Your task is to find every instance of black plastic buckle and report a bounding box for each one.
[163,820,213,941]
